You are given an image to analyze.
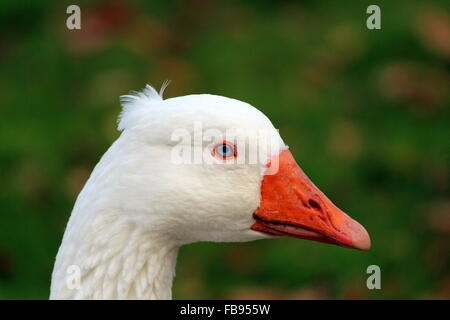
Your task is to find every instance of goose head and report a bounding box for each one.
[110,85,370,250]
[51,84,370,299]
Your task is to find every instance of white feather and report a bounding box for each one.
[50,85,287,300]
[118,82,169,132]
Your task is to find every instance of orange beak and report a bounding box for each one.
[251,149,371,250]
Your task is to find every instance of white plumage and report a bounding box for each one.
[50,84,284,299]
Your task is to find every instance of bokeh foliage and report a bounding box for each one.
[0,0,449,299]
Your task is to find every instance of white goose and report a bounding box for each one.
[50,84,370,300]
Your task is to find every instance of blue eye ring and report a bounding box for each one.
[212,141,237,160]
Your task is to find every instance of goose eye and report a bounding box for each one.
[212,141,237,160]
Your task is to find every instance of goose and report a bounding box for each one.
[50,84,370,300]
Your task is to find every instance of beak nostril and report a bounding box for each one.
[308,199,321,210]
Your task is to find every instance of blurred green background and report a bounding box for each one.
[0,0,449,299]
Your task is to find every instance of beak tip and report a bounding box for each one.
[349,224,371,251]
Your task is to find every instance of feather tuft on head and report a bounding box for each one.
[117,81,171,131]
